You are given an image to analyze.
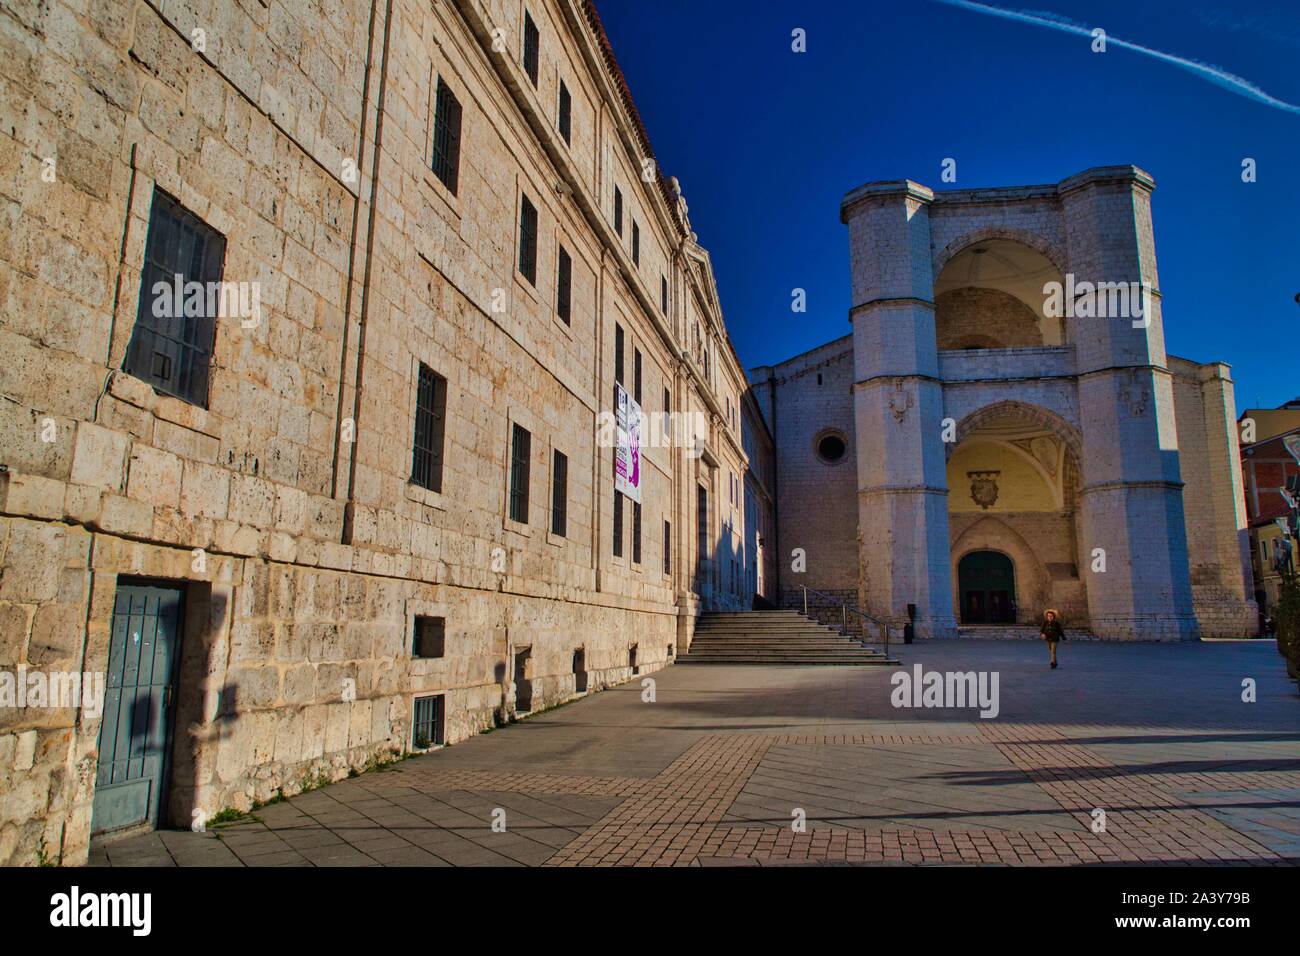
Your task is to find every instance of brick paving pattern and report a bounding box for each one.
[91,640,1300,867]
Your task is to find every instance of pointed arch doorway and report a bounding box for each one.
[958,551,1016,624]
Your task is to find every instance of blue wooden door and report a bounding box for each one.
[91,582,184,833]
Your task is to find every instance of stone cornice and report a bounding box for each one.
[840,179,934,222]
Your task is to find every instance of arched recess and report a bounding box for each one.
[933,226,1068,281]
[949,400,1084,480]
[946,399,1089,627]
[933,232,1068,348]
[951,518,1051,626]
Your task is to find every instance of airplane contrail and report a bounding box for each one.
[933,0,1300,116]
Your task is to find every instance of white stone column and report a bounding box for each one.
[841,181,956,638]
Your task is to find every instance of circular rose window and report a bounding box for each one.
[816,431,848,464]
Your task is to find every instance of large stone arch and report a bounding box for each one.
[948,399,1084,480]
[946,399,1089,627]
[932,226,1068,281]
[950,517,1051,626]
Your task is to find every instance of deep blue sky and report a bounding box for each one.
[597,0,1299,410]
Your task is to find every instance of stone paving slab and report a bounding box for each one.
[90,640,1300,867]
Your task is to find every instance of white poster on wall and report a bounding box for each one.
[614,383,642,503]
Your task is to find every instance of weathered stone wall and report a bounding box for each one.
[0,0,761,865]
[1169,358,1257,636]
[761,337,859,599]
[935,287,1043,350]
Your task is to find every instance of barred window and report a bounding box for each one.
[411,363,447,492]
[614,323,624,386]
[518,193,537,285]
[663,520,671,575]
[661,275,668,314]
[632,220,640,265]
[557,244,571,325]
[558,80,571,143]
[124,189,226,408]
[523,11,539,87]
[431,78,462,195]
[551,450,568,537]
[632,500,642,565]
[634,348,642,404]
[509,423,531,523]
[613,491,624,557]
[412,695,444,750]
[614,186,623,236]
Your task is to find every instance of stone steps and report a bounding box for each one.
[679,611,899,666]
[955,625,1094,641]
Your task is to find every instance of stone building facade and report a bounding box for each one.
[1238,399,1300,617]
[0,0,769,865]
[756,168,1256,643]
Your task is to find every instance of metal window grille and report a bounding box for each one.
[412,695,444,749]
[551,450,568,537]
[557,245,571,324]
[431,79,462,194]
[523,11,540,86]
[509,423,531,523]
[124,189,226,407]
[518,194,538,285]
[558,80,571,142]
[411,363,446,492]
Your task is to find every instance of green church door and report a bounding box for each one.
[958,551,1016,625]
[91,582,185,834]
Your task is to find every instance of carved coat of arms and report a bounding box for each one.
[887,382,913,423]
[968,470,1001,510]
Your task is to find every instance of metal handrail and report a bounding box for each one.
[795,584,892,657]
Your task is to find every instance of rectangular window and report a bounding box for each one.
[663,520,671,575]
[551,450,568,537]
[411,363,447,492]
[124,189,226,408]
[661,275,668,314]
[413,616,446,658]
[632,220,640,265]
[556,244,571,324]
[558,79,571,143]
[509,423,531,523]
[518,193,537,285]
[632,501,642,565]
[431,78,462,195]
[662,387,671,438]
[633,348,642,404]
[412,695,445,749]
[523,11,539,87]
[614,186,623,236]
[614,323,625,386]
[613,491,624,557]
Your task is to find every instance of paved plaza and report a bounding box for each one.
[91,640,1300,867]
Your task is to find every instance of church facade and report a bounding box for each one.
[752,167,1256,641]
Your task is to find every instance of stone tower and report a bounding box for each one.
[840,167,1202,641]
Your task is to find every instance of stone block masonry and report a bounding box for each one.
[0,0,767,865]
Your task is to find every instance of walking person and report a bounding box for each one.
[1040,608,1064,669]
